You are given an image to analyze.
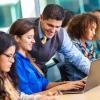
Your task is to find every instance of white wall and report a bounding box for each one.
[20,0,37,18]
[39,0,47,14]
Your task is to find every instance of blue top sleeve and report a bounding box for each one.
[16,52,49,94]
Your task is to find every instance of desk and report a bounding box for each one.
[58,85,100,100]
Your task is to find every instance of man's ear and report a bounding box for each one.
[40,15,44,21]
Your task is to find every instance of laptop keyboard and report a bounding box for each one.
[60,87,84,94]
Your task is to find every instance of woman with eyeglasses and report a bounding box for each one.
[0,31,58,100]
[9,19,85,95]
[0,31,18,100]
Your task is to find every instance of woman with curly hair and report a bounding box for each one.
[60,13,99,81]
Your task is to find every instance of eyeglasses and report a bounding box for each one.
[3,53,15,62]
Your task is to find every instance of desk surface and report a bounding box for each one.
[58,85,100,100]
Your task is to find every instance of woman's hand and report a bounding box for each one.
[40,80,85,96]
[56,80,86,91]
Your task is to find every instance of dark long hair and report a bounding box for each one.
[0,31,18,99]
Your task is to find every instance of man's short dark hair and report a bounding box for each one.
[42,4,64,20]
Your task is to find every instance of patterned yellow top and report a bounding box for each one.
[4,78,20,100]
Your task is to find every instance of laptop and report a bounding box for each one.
[60,59,100,94]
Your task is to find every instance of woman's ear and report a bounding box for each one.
[14,35,20,42]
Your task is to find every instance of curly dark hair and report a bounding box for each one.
[67,13,99,40]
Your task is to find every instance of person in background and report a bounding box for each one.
[62,9,75,30]
[21,4,90,78]
[9,19,85,95]
[55,9,76,64]
[60,13,99,81]
[68,13,99,61]
[54,10,76,79]
[91,10,100,58]
[0,31,58,100]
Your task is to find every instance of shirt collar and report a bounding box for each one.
[38,21,44,39]
[16,52,29,60]
[73,39,92,48]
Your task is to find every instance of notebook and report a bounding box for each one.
[60,59,100,94]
